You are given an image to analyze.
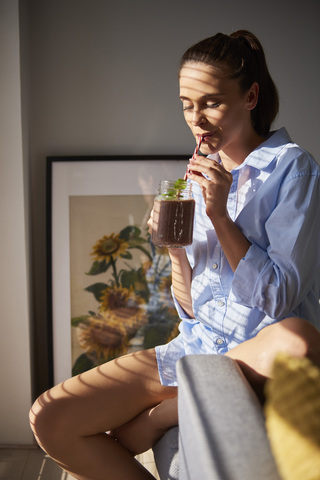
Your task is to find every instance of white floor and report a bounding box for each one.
[0,447,160,480]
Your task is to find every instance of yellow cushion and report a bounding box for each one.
[264,353,320,480]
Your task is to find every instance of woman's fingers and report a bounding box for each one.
[188,156,231,184]
[187,155,232,220]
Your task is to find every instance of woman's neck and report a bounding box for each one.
[220,131,266,171]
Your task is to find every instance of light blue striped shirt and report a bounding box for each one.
[156,128,320,386]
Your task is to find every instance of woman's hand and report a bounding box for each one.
[187,154,233,223]
[147,209,153,235]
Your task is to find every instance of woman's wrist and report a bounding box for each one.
[168,247,188,261]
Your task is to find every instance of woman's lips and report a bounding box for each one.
[197,132,213,143]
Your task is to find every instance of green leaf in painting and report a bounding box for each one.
[119,269,137,289]
[120,251,133,259]
[120,268,150,302]
[128,237,148,247]
[71,315,90,327]
[72,353,94,376]
[119,225,141,241]
[85,282,108,302]
[86,259,110,276]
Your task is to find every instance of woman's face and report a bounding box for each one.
[179,62,257,156]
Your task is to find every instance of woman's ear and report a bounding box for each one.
[246,82,259,110]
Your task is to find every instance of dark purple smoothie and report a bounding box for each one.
[152,197,195,247]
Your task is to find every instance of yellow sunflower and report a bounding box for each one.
[77,313,128,360]
[91,233,129,262]
[111,305,148,337]
[100,286,144,312]
[99,286,147,338]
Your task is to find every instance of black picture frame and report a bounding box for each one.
[47,155,189,385]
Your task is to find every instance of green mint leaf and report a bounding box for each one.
[174,178,187,190]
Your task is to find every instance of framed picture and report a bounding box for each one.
[47,155,190,385]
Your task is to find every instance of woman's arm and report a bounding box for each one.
[168,247,194,318]
[211,215,251,272]
[189,151,320,319]
[187,155,251,272]
[147,211,194,318]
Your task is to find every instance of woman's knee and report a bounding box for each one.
[280,317,320,365]
[29,389,72,455]
[228,317,320,377]
[29,393,53,451]
[227,317,320,402]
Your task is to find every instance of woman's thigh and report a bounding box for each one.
[30,348,177,444]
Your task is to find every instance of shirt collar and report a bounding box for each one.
[207,128,292,172]
[240,127,292,171]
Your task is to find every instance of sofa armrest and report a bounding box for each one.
[153,426,179,480]
[177,354,280,480]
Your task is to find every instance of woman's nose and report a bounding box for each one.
[192,110,205,126]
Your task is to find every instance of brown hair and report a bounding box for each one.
[180,30,279,136]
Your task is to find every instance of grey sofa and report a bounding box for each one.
[153,355,281,480]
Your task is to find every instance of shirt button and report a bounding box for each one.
[216,338,224,345]
[217,300,225,307]
[212,263,218,269]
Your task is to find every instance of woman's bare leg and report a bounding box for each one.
[112,317,320,453]
[110,396,178,456]
[29,348,177,480]
[226,317,320,402]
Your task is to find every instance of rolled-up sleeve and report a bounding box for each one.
[231,165,320,319]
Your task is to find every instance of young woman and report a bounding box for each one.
[30,30,320,480]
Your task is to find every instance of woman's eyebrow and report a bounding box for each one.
[179,93,226,100]
[203,92,226,97]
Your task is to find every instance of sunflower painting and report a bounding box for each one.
[69,195,180,375]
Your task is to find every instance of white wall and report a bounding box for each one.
[0,0,319,445]
[0,0,33,445]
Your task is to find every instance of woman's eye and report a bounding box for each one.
[182,101,220,111]
[206,102,221,108]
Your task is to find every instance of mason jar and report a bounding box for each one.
[151,180,195,248]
